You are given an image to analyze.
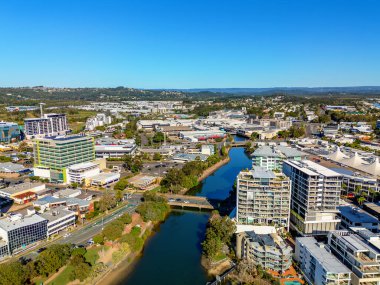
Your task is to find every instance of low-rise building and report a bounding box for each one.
[338,206,379,233]
[87,172,120,187]
[0,214,47,257]
[33,195,91,219]
[236,226,293,273]
[328,230,380,285]
[95,138,137,158]
[179,130,226,142]
[0,182,46,204]
[363,202,380,220]
[0,122,21,143]
[295,237,352,285]
[0,162,30,177]
[40,207,76,237]
[85,113,112,131]
[66,161,100,185]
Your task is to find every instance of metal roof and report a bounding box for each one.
[338,206,378,224]
[297,237,351,273]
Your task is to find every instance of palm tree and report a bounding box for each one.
[357,196,366,206]
[354,185,362,196]
[369,189,376,202]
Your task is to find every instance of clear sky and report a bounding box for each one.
[0,0,379,88]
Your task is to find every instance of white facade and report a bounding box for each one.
[66,162,100,184]
[295,237,352,285]
[85,113,112,131]
[237,167,291,229]
[40,207,76,237]
[283,160,342,235]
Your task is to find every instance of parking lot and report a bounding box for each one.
[141,161,183,176]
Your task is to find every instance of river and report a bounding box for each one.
[111,137,251,285]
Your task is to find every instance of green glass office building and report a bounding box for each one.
[33,135,95,182]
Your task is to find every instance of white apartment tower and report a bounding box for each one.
[236,166,291,229]
[283,160,342,236]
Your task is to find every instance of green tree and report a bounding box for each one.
[153,152,162,161]
[0,156,12,163]
[99,192,117,212]
[114,177,129,191]
[250,132,260,140]
[136,201,170,222]
[152,132,165,143]
[93,234,104,245]
[69,255,91,282]
[358,196,366,205]
[71,247,86,257]
[35,244,72,276]
[115,190,123,202]
[0,262,27,285]
[102,220,124,241]
[202,230,223,260]
[160,168,185,189]
[119,213,132,224]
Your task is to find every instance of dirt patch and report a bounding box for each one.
[97,247,117,264]
[201,256,232,276]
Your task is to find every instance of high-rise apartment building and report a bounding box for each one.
[236,166,291,229]
[33,135,95,182]
[283,160,342,235]
[24,113,69,139]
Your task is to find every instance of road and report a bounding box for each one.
[58,203,137,245]
[19,194,142,261]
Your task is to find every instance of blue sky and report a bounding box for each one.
[0,0,379,88]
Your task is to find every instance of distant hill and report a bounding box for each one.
[166,86,380,95]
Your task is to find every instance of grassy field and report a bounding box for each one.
[47,265,73,285]
[84,247,100,266]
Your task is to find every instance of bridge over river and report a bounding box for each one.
[161,194,218,210]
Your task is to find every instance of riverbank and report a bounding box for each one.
[94,220,156,285]
[198,155,230,182]
[95,146,251,285]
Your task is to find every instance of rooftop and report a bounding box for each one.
[0,182,45,196]
[297,237,351,273]
[338,206,378,224]
[284,159,341,177]
[89,172,120,181]
[253,145,305,158]
[68,161,98,171]
[240,166,277,179]
[0,214,46,232]
[0,162,28,173]
[39,206,75,223]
